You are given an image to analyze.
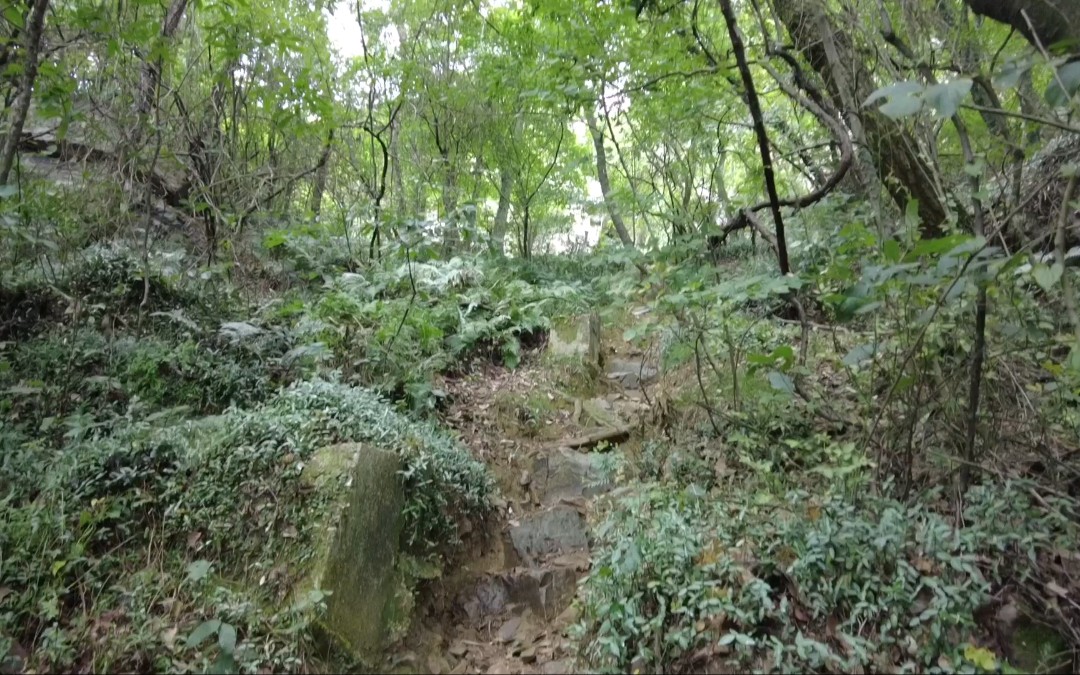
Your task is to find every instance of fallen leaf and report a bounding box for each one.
[1045,580,1069,598]
[282,525,298,539]
[186,531,203,550]
[162,627,179,650]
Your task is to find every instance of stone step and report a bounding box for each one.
[457,554,588,625]
[509,505,589,563]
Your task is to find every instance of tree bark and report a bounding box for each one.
[775,0,950,238]
[490,165,512,255]
[963,0,1080,52]
[0,0,50,186]
[585,106,635,247]
[719,0,791,275]
[136,0,188,116]
[310,129,334,220]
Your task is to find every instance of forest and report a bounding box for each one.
[2,0,1080,673]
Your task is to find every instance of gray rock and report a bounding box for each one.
[605,358,658,389]
[503,566,579,619]
[497,616,523,643]
[295,443,409,665]
[532,448,614,505]
[547,313,601,368]
[459,575,510,623]
[509,506,589,561]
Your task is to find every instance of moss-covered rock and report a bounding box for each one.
[298,443,411,665]
[548,312,601,369]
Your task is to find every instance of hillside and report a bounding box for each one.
[2,0,1080,673]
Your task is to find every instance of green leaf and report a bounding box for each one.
[923,79,972,119]
[185,620,221,649]
[1032,262,1064,292]
[879,93,924,119]
[883,239,901,263]
[186,559,212,583]
[3,5,24,29]
[842,343,878,367]
[1045,61,1080,107]
[995,58,1033,90]
[909,234,972,259]
[904,198,920,231]
[767,371,795,395]
[863,80,922,107]
[217,622,237,654]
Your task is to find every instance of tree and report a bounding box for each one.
[963,0,1080,52]
[774,0,951,238]
[0,0,50,185]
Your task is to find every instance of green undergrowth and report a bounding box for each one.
[285,255,594,412]
[0,376,493,673]
[574,479,1078,674]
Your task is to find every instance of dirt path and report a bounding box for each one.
[389,324,659,674]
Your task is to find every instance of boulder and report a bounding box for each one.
[296,443,410,664]
[509,506,589,561]
[503,566,579,619]
[547,312,601,368]
[532,448,615,505]
[605,357,658,389]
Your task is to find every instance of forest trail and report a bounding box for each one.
[387,314,657,674]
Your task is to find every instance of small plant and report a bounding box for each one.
[574,480,1078,674]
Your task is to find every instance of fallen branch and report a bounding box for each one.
[548,426,631,452]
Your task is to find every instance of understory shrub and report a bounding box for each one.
[574,481,1078,674]
[0,376,493,673]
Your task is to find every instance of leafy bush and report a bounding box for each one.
[0,323,297,441]
[0,376,493,672]
[574,481,1077,674]
[291,257,590,411]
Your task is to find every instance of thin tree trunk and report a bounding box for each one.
[0,0,50,185]
[585,106,634,248]
[390,116,406,217]
[719,0,791,275]
[310,129,334,220]
[136,0,188,117]
[490,165,512,255]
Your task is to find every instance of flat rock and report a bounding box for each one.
[509,506,589,561]
[581,397,622,427]
[502,566,579,619]
[605,358,658,389]
[532,448,614,505]
[520,647,537,664]
[542,660,572,674]
[497,616,523,643]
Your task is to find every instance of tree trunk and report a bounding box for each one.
[775,0,950,238]
[310,129,334,220]
[490,165,513,255]
[390,116,406,217]
[963,0,1080,52]
[0,0,49,186]
[719,0,791,275]
[135,0,188,116]
[585,106,634,247]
